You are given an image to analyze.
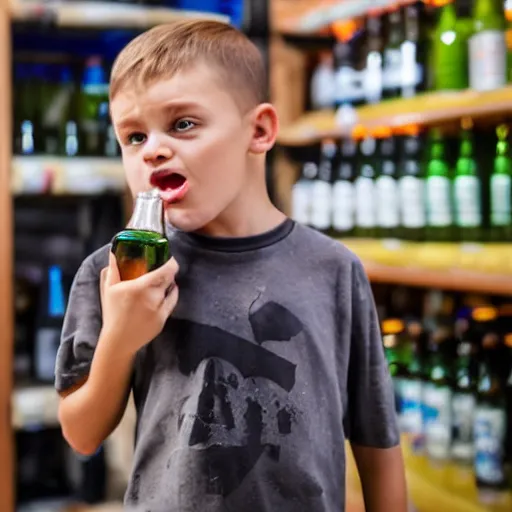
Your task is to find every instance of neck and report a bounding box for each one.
[196,161,286,238]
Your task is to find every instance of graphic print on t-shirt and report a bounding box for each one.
[168,299,324,500]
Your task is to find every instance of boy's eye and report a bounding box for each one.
[128,133,146,145]
[174,119,196,132]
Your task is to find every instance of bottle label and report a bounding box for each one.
[335,66,362,105]
[332,180,354,231]
[454,175,481,227]
[401,41,423,98]
[469,30,507,91]
[426,176,452,227]
[399,379,423,435]
[474,406,506,485]
[490,174,511,226]
[383,48,403,92]
[451,392,476,461]
[355,176,376,228]
[364,51,383,104]
[423,384,452,460]
[376,175,400,228]
[310,181,333,230]
[399,176,425,228]
[291,181,312,225]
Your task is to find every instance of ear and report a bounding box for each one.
[248,103,279,154]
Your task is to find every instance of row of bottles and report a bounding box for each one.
[292,120,512,242]
[311,0,512,111]
[375,286,512,499]
[13,56,118,159]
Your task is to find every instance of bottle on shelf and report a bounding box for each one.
[291,161,318,228]
[354,125,378,238]
[111,189,170,281]
[309,139,336,235]
[383,5,405,100]
[431,0,469,91]
[425,128,454,242]
[397,124,426,241]
[489,124,512,241]
[332,137,357,239]
[453,117,483,242]
[363,9,385,105]
[469,0,507,92]
[310,52,336,111]
[374,125,400,240]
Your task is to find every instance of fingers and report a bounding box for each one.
[137,257,179,289]
[162,285,179,318]
[100,267,108,307]
[106,252,121,287]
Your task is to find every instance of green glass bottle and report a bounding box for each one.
[453,119,483,242]
[469,0,507,91]
[425,129,454,242]
[431,0,469,91]
[489,124,512,241]
[111,189,170,281]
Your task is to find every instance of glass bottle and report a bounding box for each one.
[111,189,169,281]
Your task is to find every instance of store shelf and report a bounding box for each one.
[9,0,230,29]
[272,0,408,35]
[342,239,512,296]
[277,87,512,146]
[12,384,59,430]
[12,156,126,195]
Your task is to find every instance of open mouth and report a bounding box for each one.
[150,170,189,204]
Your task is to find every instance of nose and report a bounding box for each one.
[142,133,173,165]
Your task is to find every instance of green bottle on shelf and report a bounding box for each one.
[453,118,483,242]
[469,0,507,91]
[111,189,170,281]
[489,124,512,241]
[431,0,469,91]
[425,129,454,242]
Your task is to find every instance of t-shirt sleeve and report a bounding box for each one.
[344,258,400,448]
[54,253,104,393]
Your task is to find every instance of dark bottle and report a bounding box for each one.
[473,307,508,498]
[111,189,169,281]
[354,126,378,238]
[425,129,454,242]
[332,137,357,238]
[374,126,400,240]
[397,125,426,241]
[291,161,317,227]
[363,11,384,105]
[383,5,405,99]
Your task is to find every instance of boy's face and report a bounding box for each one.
[111,63,274,234]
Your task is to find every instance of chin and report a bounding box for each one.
[164,208,213,234]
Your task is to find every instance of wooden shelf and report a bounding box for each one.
[277,87,512,146]
[9,0,229,28]
[341,239,512,296]
[272,0,407,35]
[12,156,126,195]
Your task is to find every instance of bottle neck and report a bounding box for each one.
[127,190,165,235]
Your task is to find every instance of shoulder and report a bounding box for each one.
[74,244,111,283]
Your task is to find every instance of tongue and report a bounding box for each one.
[163,174,186,190]
[157,179,188,203]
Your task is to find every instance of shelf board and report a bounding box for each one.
[9,0,230,29]
[272,0,404,35]
[12,156,126,195]
[277,87,512,146]
[341,239,512,296]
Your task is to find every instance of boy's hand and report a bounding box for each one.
[99,252,179,357]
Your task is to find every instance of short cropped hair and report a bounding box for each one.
[110,19,267,111]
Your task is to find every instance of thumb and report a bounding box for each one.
[106,251,121,286]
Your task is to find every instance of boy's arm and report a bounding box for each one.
[344,258,407,512]
[351,444,408,512]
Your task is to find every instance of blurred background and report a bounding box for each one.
[2,0,512,511]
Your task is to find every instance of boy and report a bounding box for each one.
[56,20,407,512]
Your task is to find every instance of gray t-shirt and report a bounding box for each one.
[55,218,399,512]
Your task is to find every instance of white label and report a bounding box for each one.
[451,393,476,461]
[355,176,376,228]
[332,181,354,231]
[426,176,452,227]
[399,379,423,435]
[469,30,507,91]
[491,174,511,226]
[423,385,452,460]
[376,175,400,228]
[310,181,333,230]
[383,48,403,91]
[335,66,363,104]
[454,175,481,227]
[311,64,336,110]
[474,406,506,484]
[364,51,383,104]
[401,41,423,97]
[291,181,312,225]
[399,176,425,228]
